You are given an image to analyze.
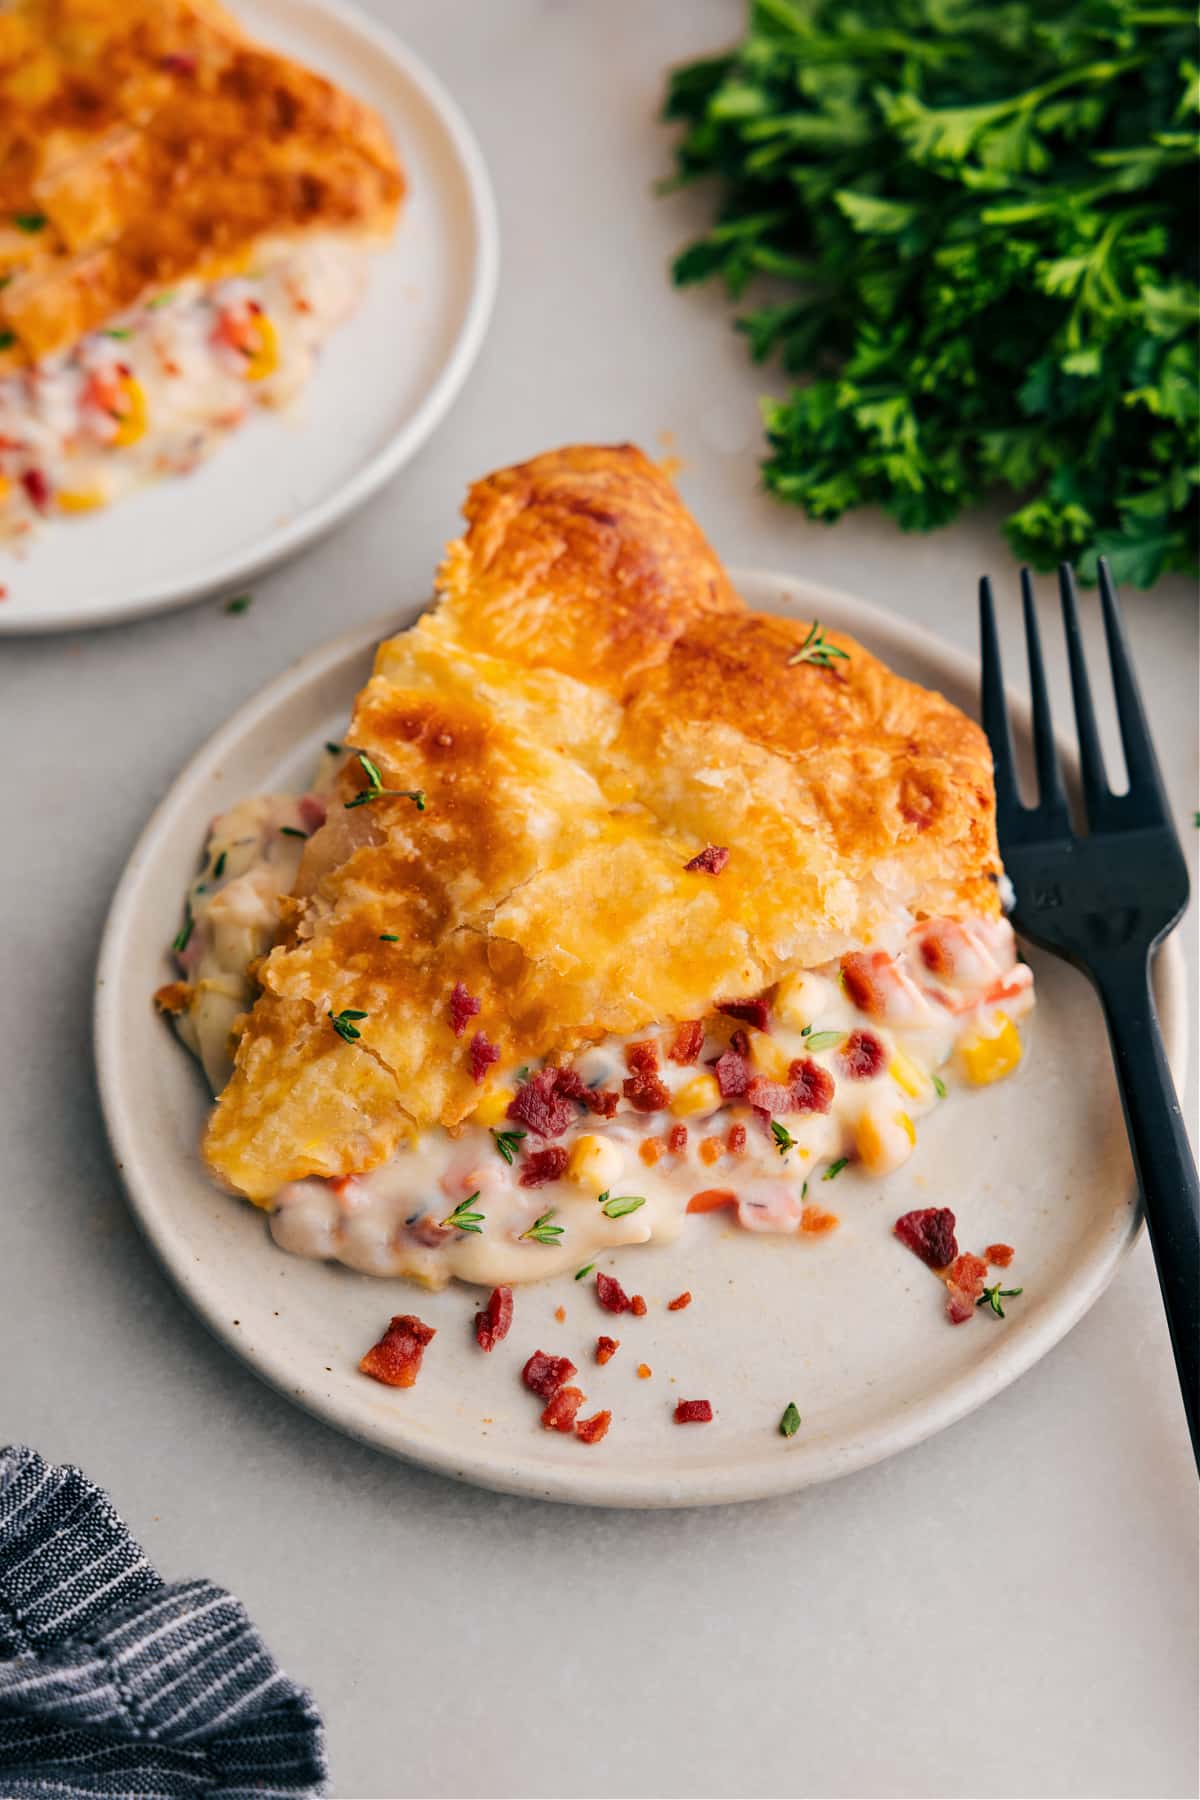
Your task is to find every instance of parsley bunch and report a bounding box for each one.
[662,0,1198,586]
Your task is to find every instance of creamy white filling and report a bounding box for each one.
[0,235,367,536]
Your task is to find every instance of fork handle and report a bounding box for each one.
[1095,951,1199,1465]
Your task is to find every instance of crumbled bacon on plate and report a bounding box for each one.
[448,981,481,1037]
[623,1040,670,1112]
[468,1032,500,1084]
[596,1335,619,1364]
[596,1271,632,1314]
[541,1386,585,1432]
[714,1043,751,1099]
[839,1028,887,1080]
[717,996,770,1031]
[519,1145,569,1187]
[631,1294,647,1317]
[944,1253,989,1324]
[637,1363,652,1380]
[668,1020,705,1065]
[787,1057,835,1113]
[474,1286,513,1352]
[985,1243,1015,1268]
[575,1410,611,1444]
[508,1067,587,1136]
[359,1315,436,1388]
[684,845,729,875]
[522,1350,577,1397]
[894,1206,959,1270]
[667,1291,692,1311]
[674,1399,713,1423]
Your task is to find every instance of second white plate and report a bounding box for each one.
[94,572,1186,1505]
[0,0,498,634]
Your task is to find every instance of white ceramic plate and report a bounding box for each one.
[94,572,1186,1506]
[0,0,497,635]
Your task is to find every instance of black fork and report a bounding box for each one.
[980,558,1198,1463]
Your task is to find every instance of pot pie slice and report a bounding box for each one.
[0,0,402,537]
[160,443,1034,1288]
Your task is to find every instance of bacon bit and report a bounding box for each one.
[668,1020,705,1065]
[359,1315,436,1388]
[21,469,49,511]
[839,1028,887,1080]
[744,1075,795,1116]
[519,1145,569,1187]
[631,1294,647,1317]
[522,1350,577,1397]
[726,1123,747,1154]
[474,1286,513,1352]
[596,1335,620,1364]
[917,927,955,979]
[554,1305,566,1324]
[699,1136,724,1165]
[637,1363,652,1380]
[800,1205,839,1235]
[582,1087,621,1118]
[667,1291,692,1311]
[687,1188,737,1214]
[713,1044,751,1099]
[507,1066,587,1136]
[448,981,481,1038]
[622,1040,671,1112]
[944,1253,989,1324]
[840,950,891,1016]
[667,1122,688,1154]
[717,996,770,1031]
[596,1271,632,1314]
[787,1058,835,1114]
[639,1138,663,1167]
[985,1243,1015,1268]
[298,795,327,834]
[575,1410,612,1444]
[684,845,729,874]
[894,1207,959,1270]
[468,1032,500,1084]
[674,1399,713,1423]
[153,980,193,1015]
[541,1385,585,1432]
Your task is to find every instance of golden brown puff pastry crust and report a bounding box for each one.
[203,443,1002,1201]
[0,0,402,367]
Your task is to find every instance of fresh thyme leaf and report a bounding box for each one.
[329,1008,368,1043]
[787,621,850,669]
[574,1261,597,1281]
[800,1029,843,1053]
[225,594,252,615]
[147,291,177,309]
[171,907,193,954]
[978,1283,1024,1318]
[440,1191,485,1235]
[770,1120,796,1157]
[932,1073,947,1099]
[800,1024,813,1037]
[490,1127,527,1166]
[13,213,46,233]
[378,932,399,942]
[280,826,307,839]
[801,1178,808,1200]
[823,1158,848,1181]
[344,749,425,812]
[600,1193,647,1219]
[779,1401,802,1438]
[662,4,1200,587]
[521,1209,564,1245]
[212,850,226,879]
[104,328,132,340]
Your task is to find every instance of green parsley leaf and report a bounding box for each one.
[770,1120,796,1157]
[600,1193,647,1219]
[344,749,425,813]
[490,1127,526,1166]
[225,594,252,615]
[329,1008,368,1043]
[13,213,46,233]
[574,1261,598,1281]
[521,1209,563,1245]
[779,1401,802,1438]
[440,1191,485,1235]
[823,1158,848,1181]
[662,4,1200,587]
[977,1283,1024,1318]
[932,1073,947,1099]
[800,1030,843,1053]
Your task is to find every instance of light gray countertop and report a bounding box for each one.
[1,4,1195,1796]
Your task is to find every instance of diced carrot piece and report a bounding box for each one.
[687,1188,737,1214]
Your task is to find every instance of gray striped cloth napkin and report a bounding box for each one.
[0,1445,327,1798]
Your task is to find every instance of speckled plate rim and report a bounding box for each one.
[93,571,1188,1506]
[0,0,499,637]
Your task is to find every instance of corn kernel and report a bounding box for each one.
[960,1013,1022,1086]
[888,1048,928,1100]
[111,376,147,448]
[748,1030,790,1080]
[0,475,10,503]
[671,1073,722,1118]
[856,1108,916,1175]
[57,487,106,513]
[472,1085,513,1127]
[774,971,815,1032]
[567,1132,624,1190]
[244,313,279,382]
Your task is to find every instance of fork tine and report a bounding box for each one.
[979,576,1020,825]
[1021,568,1069,826]
[1098,558,1169,814]
[1059,563,1111,825]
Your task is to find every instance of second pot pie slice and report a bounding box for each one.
[164,443,1033,1286]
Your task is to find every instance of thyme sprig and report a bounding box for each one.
[441,1191,485,1235]
[521,1209,563,1245]
[329,1008,368,1043]
[490,1127,526,1166]
[344,751,425,813]
[978,1283,1023,1319]
[787,621,850,670]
